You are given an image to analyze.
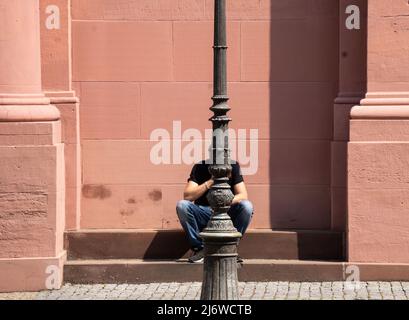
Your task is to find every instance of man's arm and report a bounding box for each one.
[183,180,214,202]
[232,182,248,204]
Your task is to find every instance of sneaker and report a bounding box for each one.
[188,249,204,263]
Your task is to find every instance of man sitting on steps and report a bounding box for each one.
[176,160,254,263]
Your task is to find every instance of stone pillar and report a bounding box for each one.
[348,0,409,263]
[40,0,81,230]
[0,0,65,292]
[331,0,367,232]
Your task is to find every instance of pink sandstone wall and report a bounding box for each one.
[70,0,340,230]
[347,0,409,263]
[0,0,65,292]
[331,0,367,231]
[40,0,81,231]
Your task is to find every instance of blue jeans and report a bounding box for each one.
[176,200,254,250]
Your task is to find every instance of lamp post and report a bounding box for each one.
[200,0,242,300]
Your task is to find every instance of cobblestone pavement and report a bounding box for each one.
[1,282,409,300]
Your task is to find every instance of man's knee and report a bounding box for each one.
[176,200,192,221]
[239,200,254,218]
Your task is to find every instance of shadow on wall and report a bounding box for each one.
[143,0,368,260]
[267,0,367,231]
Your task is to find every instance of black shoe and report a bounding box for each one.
[237,256,244,263]
[188,249,204,263]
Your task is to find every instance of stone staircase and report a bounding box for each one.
[63,229,352,283]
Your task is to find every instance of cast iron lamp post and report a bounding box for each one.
[200,0,242,300]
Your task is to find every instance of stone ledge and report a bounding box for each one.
[64,259,409,284]
[351,105,409,120]
[0,251,66,293]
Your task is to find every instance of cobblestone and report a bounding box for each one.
[1,282,409,300]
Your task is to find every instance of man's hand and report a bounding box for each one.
[232,182,248,204]
[183,180,248,205]
[183,179,214,202]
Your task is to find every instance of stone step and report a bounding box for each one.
[65,229,344,261]
[63,259,409,284]
[64,259,343,284]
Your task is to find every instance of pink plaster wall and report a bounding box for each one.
[71,0,340,230]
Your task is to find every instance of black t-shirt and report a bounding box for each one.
[188,161,244,206]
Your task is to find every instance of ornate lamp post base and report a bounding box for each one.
[200,232,241,300]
